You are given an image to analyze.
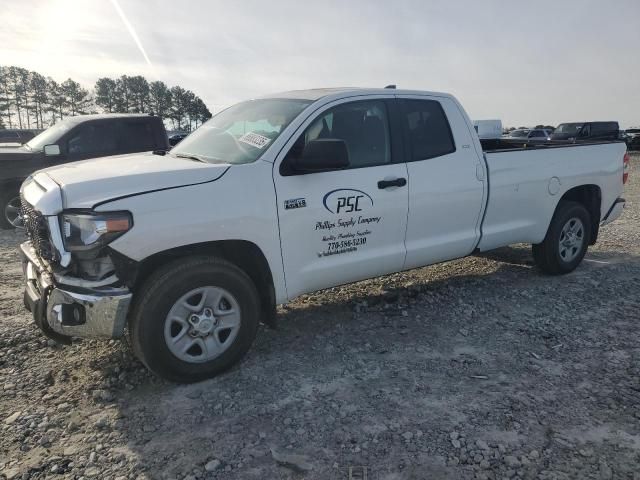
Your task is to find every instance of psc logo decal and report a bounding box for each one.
[323,189,373,214]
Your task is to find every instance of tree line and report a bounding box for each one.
[0,66,212,132]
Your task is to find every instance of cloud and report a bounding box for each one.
[1,0,639,126]
[109,0,152,67]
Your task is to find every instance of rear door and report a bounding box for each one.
[397,96,486,269]
[529,130,547,142]
[273,97,409,298]
[117,119,159,154]
[590,122,619,141]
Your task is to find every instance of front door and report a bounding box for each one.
[61,120,120,163]
[274,97,409,299]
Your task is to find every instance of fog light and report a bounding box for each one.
[60,304,86,326]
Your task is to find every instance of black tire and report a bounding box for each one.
[129,256,260,383]
[0,189,21,230]
[532,200,591,275]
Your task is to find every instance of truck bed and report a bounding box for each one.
[480,138,625,152]
[477,140,627,251]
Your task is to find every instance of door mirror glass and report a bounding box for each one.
[294,139,350,172]
[43,144,60,156]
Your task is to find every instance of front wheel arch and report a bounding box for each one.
[124,240,277,328]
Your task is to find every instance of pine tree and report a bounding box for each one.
[30,73,49,129]
[0,67,12,129]
[61,79,92,116]
[95,77,118,113]
[149,80,171,118]
[47,79,66,122]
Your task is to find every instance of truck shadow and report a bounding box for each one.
[91,244,640,478]
[475,244,534,266]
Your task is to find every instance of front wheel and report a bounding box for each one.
[532,201,591,275]
[1,190,22,229]
[129,256,260,383]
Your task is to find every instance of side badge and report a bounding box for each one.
[285,198,306,210]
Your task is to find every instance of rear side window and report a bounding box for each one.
[119,120,156,151]
[591,122,618,134]
[401,99,455,161]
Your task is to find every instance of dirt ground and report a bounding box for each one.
[1,154,639,480]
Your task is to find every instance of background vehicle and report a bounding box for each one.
[503,128,552,143]
[550,121,619,142]
[0,113,169,229]
[0,129,40,147]
[625,128,640,150]
[168,132,190,146]
[473,119,503,139]
[18,88,628,382]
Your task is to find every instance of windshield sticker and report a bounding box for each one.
[239,132,271,149]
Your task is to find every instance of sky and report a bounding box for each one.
[1,0,639,127]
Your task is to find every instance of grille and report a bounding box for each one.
[20,196,55,262]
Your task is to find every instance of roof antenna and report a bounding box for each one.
[384,84,396,89]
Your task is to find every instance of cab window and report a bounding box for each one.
[119,120,156,151]
[67,123,118,156]
[401,99,455,161]
[285,100,391,172]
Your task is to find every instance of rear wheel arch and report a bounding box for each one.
[533,200,591,275]
[129,240,277,328]
[555,184,601,245]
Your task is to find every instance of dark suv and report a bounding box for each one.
[550,121,620,142]
[0,114,169,228]
[0,129,39,146]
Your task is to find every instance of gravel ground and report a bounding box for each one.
[1,154,639,480]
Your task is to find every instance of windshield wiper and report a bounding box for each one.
[174,153,207,163]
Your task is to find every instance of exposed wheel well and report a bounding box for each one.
[130,240,277,328]
[558,184,601,245]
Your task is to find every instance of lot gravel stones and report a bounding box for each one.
[1,154,639,479]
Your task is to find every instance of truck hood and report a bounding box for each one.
[0,146,36,161]
[40,152,230,209]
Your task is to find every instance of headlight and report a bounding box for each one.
[61,211,132,251]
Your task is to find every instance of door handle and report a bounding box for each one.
[378,177,407,189]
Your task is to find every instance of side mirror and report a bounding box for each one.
[44,144,60,156]
[294,139,349,173]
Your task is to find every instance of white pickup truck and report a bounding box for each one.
[18,88,630,382]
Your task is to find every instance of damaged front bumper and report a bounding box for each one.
[20,242,132,341]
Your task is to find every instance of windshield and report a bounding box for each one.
[25,118,75,151]
[510,130,529,137]
[170,98,312,164]
[554,123,583,134]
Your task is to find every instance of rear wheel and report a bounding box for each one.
[1,190,22,229]
[129,256,260,383]
[532,201,591,275]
